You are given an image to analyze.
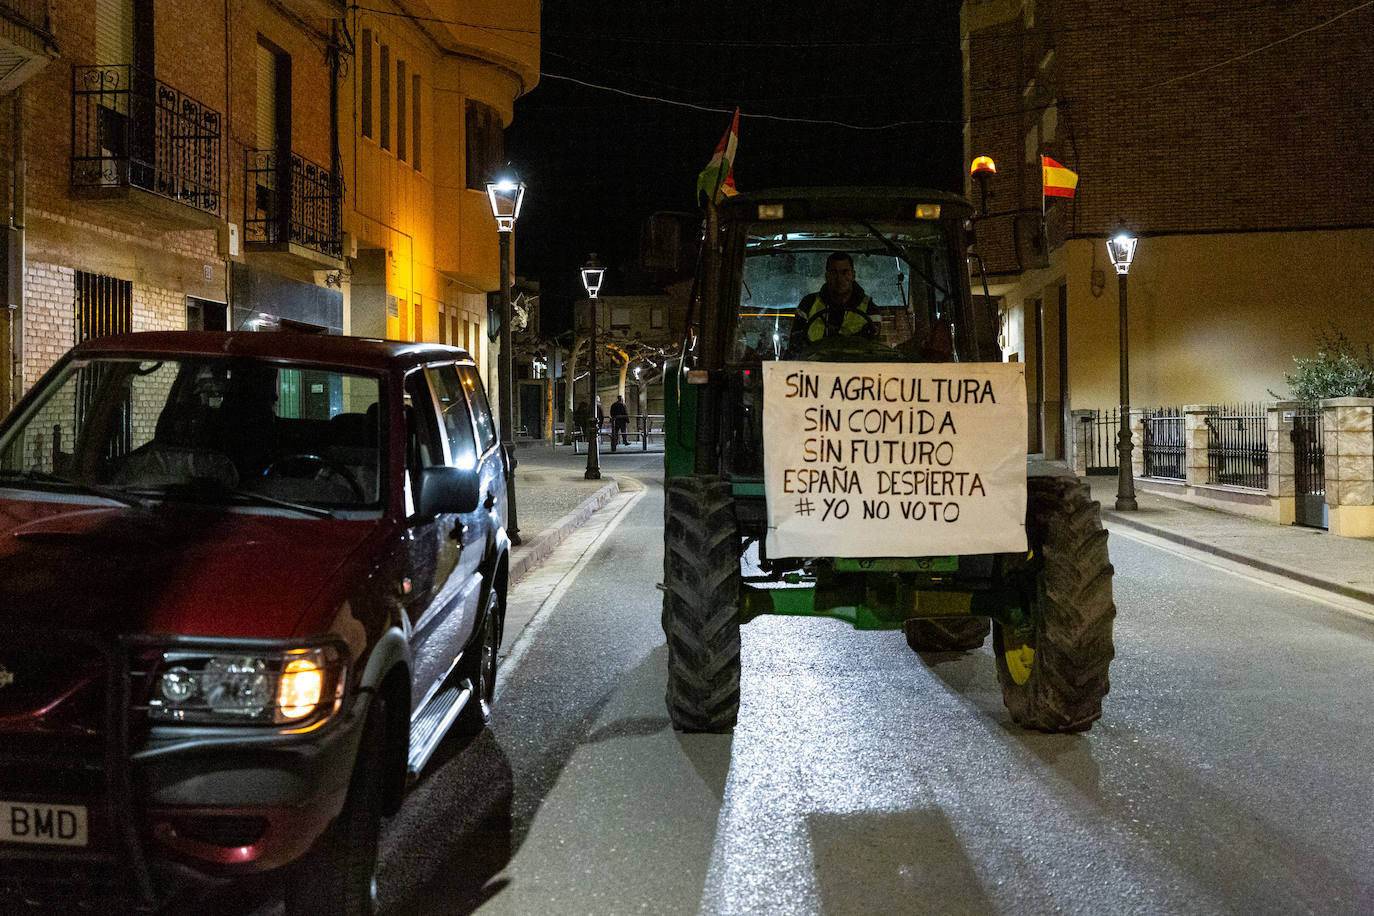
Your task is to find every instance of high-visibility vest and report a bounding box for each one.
[802,293,873,341]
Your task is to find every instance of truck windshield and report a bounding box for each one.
[0,356,385,513]
[731,218,963,362]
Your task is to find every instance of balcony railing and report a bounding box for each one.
[243,149,342,261]
[70,65,222,217]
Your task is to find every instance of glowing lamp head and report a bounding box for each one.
[485,175,526,232]
[1106,232,1138,275]
[970,155,996,176]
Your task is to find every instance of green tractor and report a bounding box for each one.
[661,187,1115,734]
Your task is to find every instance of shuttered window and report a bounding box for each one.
[464,100,503,190]
[95,0,133,65]
[412,73,421,171]
[379,44,390,150]
[360,29,372,138]
[396,59,406,162]
[255,42,277,151]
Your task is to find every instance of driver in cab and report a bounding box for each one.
[787,251,878,349]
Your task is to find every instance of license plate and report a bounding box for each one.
[0,800,88,846]
[833,556,958,572]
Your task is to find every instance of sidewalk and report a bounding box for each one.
[1088,476,1374,607]
[507,441,659,584]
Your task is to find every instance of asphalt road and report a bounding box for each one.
[363,460,1374,914]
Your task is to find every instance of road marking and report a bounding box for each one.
[1107,522,1374,623]
[497,481,649,689]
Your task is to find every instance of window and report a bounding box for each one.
[402,370,443,514]
[612,306,631,330]
[396,60,406,162]
[651,305,665,329]
[464,100,503,190]
[75,271,132,341]
[425,365,478,470]
[360,29,372,138]
[412,73,421,171]
[380,44,390,151]
[456,365,496,454]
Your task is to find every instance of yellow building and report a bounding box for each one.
[343,1,540,380]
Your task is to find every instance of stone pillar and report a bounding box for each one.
[1267,402,1302,525]
[1321,397,1374,537]
[1070,409,1094,476]
[1184,405,1212,487]
[1129,409,1146,479]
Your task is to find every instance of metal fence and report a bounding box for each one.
[1080,408,1119,474]
[1141,407,1185,480]
[71,65,222,216]
[1205,403,1268,489]
[243,149,343,259]
[1291,402,1326,528]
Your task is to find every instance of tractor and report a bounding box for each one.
[661,186,1115,734]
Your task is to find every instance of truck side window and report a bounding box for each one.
[425,364,478,471]
[402,370,444,516]
[456,365,497,454]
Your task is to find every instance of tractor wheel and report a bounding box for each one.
[662,476,741,732]
[994,476,1115,733]
[284,699,385,916]
[903,617,990,652]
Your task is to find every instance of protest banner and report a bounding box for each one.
[762,361,1028,558]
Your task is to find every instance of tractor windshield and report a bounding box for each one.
[730,218,966,363]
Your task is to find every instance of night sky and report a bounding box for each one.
[505,0,964,326]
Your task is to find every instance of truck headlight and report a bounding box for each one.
[146,646,344,725]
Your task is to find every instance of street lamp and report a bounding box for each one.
[581,256,605,480]
[1106,229,1139,511]
[487,173,526,543]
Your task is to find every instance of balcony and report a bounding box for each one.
[0,0,56,91]
[70,65,223,229]
[243,149,343,269]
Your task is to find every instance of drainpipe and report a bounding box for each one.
[6,86,26,412]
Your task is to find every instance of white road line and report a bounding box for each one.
[1107,522,1374,623]
[496,483,649,689]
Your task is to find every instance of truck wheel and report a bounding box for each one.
[455,584,502,735]
[284,700,385,916]
[662,476,741,732]
[995,476,1115,733]
[903,617,990,652]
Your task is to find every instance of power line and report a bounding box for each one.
[1128,0,1374,94]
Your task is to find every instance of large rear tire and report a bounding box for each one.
[903,617,990,652]
[662,476,741,732]
[994,476,1115,733]
[284,700,385,916]
[455,584,502,736]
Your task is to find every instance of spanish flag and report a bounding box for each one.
[1041,156,1078,198]
[697,109,739,204]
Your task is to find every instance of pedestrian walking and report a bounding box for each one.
[610,395,630,450]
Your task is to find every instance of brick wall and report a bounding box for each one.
[23,261,74,388]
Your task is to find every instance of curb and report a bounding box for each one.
[1102,510,1374,607]
[509,478,621,585]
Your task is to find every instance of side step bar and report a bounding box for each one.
[406,678,473,778]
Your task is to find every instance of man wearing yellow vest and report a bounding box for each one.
[787,251,879,350]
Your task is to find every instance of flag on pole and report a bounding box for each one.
[697,109,739,204]
[1041,156,1078,198]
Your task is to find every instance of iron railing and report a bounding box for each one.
[70,65,222,217]
[1205,403,1268,489]
[1142,407,1185,481]
[243,149,342,260]
[1291,402,1325,500]
[1080,408,1119,475]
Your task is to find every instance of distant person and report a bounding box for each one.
[788,251,878,349]
[610,395,630,450]
[572,400,589,445]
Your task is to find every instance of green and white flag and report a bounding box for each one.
[696,109,739,204]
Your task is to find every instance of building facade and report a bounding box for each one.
[0,0,538,414]
[962,0,1374,457]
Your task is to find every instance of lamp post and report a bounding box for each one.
[1106,230,1138,511]
[486,173,526,543]
[581,257,605,480]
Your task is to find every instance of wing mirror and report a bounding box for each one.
[419,466,481,516]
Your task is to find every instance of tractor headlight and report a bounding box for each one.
[146,646,344,725]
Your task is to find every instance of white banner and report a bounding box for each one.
[762,361,1028,558]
